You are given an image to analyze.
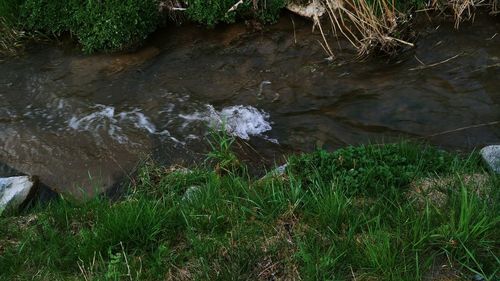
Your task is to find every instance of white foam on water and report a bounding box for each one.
[180,105,274,141]
[68,104,169,143]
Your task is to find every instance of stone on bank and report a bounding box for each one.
[0,176,36,215]
[480,145,500,174]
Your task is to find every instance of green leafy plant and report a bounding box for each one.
[205,126,241,174]
[20,0,161,53]
[287,142,463,196]
[0,0,22,26]
[75,0,161,53]
[186,0,286,26]
[186,0,240,26]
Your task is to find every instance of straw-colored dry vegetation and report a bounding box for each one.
[320,0,414,57]
[0,17,25,57]
[317,0,499,57]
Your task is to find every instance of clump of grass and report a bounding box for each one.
[205,127,243,175]
[0,140,498,280]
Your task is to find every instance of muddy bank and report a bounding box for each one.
[0,14,499,199]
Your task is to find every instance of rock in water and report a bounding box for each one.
[0,176,35,215]
[480,145,500,174]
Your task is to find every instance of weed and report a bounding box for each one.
[205,126,242,175]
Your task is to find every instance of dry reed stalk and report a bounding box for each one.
[450,0,476,27]
[320,0,413,58]
[316,0,497,58]
[432,0,498,27]
[0,17,26,57]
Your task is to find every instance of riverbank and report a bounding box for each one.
[1,0,498,56]
[1,140,498,280]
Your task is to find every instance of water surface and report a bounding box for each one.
[1,15,499,198]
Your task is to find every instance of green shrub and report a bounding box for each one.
[75,0,161,53]
[254,0,287,23]
[186,0,286,26]
[0,0,22,25]
[20,0,161,53]
[186,0,240,26]
[287,142,463,196]
[21,0,79,35]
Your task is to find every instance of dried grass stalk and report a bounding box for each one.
[320,0,413,58]
[0,17,26,57]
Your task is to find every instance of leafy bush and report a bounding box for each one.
[254,0,287,22]
[21,0,79,35]
[75,0,161,53]
[186,0,286,26]
[21,0,160,53]
[287,142,465,195]
[17,0,288,52]
[186,0,240,26]
[0,0,22,25]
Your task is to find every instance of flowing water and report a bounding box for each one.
[1,15,499,198]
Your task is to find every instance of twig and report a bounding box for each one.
[227,0,244,13]
[409,53,461,71]
[350,265,358,281]
[120,242,133,281]
[384,36,415,47]
[486,33,497,40]
[290,15,297,44]
[414,55,425,65]
[423,120,500,138]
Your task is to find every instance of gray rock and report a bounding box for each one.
[0,176,35,215]
[480,145,500,174]
[259,164,288,181]
[273,164,288,176]
[182,186,200,201]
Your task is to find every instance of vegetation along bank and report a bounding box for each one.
[1,136,499,280]
[0,0,498,56]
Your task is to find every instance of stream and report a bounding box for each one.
[1,15,499,198]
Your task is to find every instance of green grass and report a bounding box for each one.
[0,0,21,26]
[1,138,498,280]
